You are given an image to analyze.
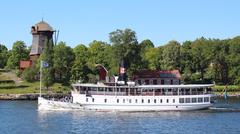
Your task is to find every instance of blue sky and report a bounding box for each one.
[1,0,240,49]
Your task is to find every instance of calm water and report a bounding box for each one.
[0,98,240,134]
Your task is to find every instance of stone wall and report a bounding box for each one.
[0,93,69,100]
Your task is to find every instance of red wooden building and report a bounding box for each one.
[132,69,181,85]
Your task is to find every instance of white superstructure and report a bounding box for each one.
[68,83,214,111]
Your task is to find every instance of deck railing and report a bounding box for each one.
[74,90,213,96]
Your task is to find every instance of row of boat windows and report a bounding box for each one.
[85,97,210,104]
[179,97,209,103]
[86,98,174,104]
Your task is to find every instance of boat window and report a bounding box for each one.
[142,99,144,103]
[160,99,162,103]
[198,98,203,103]
[161,80,164,85]
[173,99,175,103]
[98,88,104,92]
[154,99,156,103]
[92,98,94,102]
[204,97,209,102]
[108,88,113,92]
[135,99,138,103]
[166,99,169,103]
[153,79,157,85]
[179,98,184,103]
[117,99,119,103]
[185,98,191,103]
[129,99,131,103]
[123,99,125,103]
[138,80,141,85]
[192,98,197,103]
[148,99,150,103]
[104,99,107,103]
[170,79,173,85]
[145,79,150,85]
[86,98,88,102]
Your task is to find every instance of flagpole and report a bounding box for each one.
[40,60,42,97]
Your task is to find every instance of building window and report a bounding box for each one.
[135,99,138,103]
[173,99,175,103]
[154,99,156,103]
[92,98,95,102]
[148,99,150,103]
[123,99,125,103]
[129,99,131,103]
[171,79,173,85]
[86,98,88,102]
[160,99,162,103]
[104,99,107,103]
[142,99,144,103]
[166,99,169,103]
[153,79,157,85]
[179,98,184,103]
[161,80,164,85]
[117,99,119,103]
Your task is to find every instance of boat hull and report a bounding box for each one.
[38,97,83,110]
[72,94,214,111]
[81,103,212,111]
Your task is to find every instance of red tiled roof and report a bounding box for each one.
[132,69,181,79]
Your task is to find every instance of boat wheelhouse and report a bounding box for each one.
[70,83,214,111]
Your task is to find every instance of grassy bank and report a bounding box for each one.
[0,70,71,94]
[0,81,71,94]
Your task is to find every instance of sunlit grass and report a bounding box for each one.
[0,81,71,94]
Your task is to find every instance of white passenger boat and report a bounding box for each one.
[38,82,214,111]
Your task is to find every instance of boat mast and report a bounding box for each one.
[40,60,42,97]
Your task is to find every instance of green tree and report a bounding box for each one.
[71,44,91,82]
[53,41,75,84]
[6,41,29,69]
[228,36,240,84]
[40,39,54,88]
[0,44,9,68]
[109,28,141,75]
[191,37,210,83]
[139,39,154,69]
[160,40,181,70]
[143,47,161,70]
[88,40,111,69]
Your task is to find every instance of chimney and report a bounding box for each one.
[118,59,127,84]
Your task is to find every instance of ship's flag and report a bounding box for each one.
[41,61,49,68]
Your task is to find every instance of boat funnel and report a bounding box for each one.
[118,59,127,84]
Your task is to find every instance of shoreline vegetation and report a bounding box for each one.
[0,80,239,100]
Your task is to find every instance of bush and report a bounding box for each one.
[22,67,37,82]
[16,70,22,77]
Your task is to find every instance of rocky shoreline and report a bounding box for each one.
[0,93,69,100]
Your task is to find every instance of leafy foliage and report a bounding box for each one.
[6,41,29,69]
[40,39,54,88]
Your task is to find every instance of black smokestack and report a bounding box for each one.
[118,59,127,83]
